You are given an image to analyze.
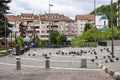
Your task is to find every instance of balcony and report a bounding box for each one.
[35,29,40,31]
[27,28,33,31]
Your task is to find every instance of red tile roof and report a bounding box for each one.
[6,13,72,21]
[21,13,34,17]
[76,14,94,20]
[40,13,72,21]
[6,14,21,21]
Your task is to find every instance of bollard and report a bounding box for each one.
[81,58,87,68]
[16,57,21,70]
[45,56,50,69]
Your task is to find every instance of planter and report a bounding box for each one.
[0,49,15,57]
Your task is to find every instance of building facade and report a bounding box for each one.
[6,13,76,41]
[95,12,109,30]
[75,12,108,35]
[75,14,94,35]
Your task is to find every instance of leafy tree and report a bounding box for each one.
[113,26,119,39]
[16,37,23,46]
[33,36,45,46]
[50,30,60,44]
[83,27,96,41]
[0,0,12,37]
[71,35,83,47]
[96,30,102,41]
[57,34,67,44]
[105,26,119,40]
[84,23,92,32]
[71,26,120,47]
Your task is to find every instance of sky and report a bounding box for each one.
[8,0,117,19]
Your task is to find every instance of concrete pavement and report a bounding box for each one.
[0,46,118,80]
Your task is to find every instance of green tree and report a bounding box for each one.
[83,27,96,41]
[113,26,119,39]
[0,0,12,38]
[57,34,67,44]
[84,23,92,32]
[105,26,119,40]
[96,30,102,41]
[71,35,83,47]
[33,36,45,46]
[50,30,60,44]
[16,37,23,46]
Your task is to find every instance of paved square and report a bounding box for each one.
[0,46,118,80]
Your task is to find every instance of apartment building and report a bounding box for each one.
[6,13,76,41]
[75,14,94,35]
[75,12,108,35]
[39,13,76,40]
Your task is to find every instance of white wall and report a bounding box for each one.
[95,15,108,29]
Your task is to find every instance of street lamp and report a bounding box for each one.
[94,0,96,45]
[111,0,114,58]
[48,4,53,45]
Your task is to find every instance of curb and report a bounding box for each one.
[96,63,120,80]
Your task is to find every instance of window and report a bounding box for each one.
[104,21,106,25]
[41,31,44,33]
[47,30,49,33]
[41,21,44,24]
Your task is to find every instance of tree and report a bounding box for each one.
[83,27,96,41]
[16,37,23,46]
[84,23,92,32]
[71,35,83,47]
[57,34,67,44]
[0,0,12,37]
[33,36,45,46]
[50,30,60,44]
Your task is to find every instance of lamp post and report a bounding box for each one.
[48,4,53,45]
[94,0,96,45]
[111,0,114,58]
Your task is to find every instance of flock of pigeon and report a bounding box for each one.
[27,47,119,63]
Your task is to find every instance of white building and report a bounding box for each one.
[95,12,109,30]
[6,13,77,41]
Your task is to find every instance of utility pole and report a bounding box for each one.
[118,0,120,27]
[94,0,96,45]
[48,4,53,45]
[118,0,120,39]
[4,13,7,49]
[111,0,114,58]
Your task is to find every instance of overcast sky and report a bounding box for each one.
[8,0,117,19]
